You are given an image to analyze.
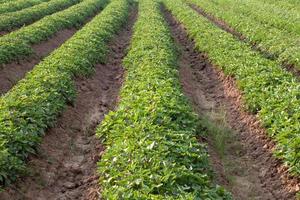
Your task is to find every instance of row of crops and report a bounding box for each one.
[165,0,300,175]
[0,0,51,15]
[0,0,233,198]
[262,0,300,12]
[0,0,107,64]
[0,0,81,31]
[96,0,231,198]
[0,0,13,4]
[192,0,299,36]
[187,0,300,70]
[0,0,130,185]
[0,0,298,198]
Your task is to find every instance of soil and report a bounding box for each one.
[0,29,76,95]
[0,7,137,200]
[163,6,300,200]
[0,31,8,36]
[189,4,300,78]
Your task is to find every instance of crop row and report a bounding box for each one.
[0,0,128,186]
[164,0,300,175]
[96,0,231,199]
[263,0,300,12]
[198,0,299,36]
[252,0,300,22]
[186,0,300,69]
[255,0,298,34]
[0,0,12,4]
[0,0,81,31]
[0,0,50,15]
[0,0,108,65]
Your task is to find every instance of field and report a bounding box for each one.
[0,0,299,199]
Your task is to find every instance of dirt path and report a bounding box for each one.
[189,4,300,78]
[0,7,137,200]
[163,7,299,200]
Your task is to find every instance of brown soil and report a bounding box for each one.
[0,29,76,95]
[0,13,98,96]
[189,4,300,78]
[0,31,8,36]
[0,7,137,200]
[163,6,299,200]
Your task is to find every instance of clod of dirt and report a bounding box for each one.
[163,6,299,200]
[0,7,137,200]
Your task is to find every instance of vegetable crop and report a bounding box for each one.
[164,0,300,175]
[0,0,108,65]
[187,0,300,69]
[97,0,231,199]
[0,0,50,15]
[0,0,128,186]
[0,0,81,31]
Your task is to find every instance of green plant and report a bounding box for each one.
[0,0,129,186]
[164,0,300,175]
[0,0,15,4]
[0,0,50,15]
[0,0,108,65]
[186,0,300,69]
[0,0,81,31]
[97,0,232,198]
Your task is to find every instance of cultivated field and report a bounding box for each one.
[0,0,299,199]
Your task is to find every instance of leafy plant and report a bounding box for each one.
[0,0,50,15]
[186,0,300,69]
[97,0,232,199]
[164,0,300,175]
[0,0,108,65]
[0,0,129,186]
[0,0,81,31]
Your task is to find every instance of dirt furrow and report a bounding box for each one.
[0,7,137,200]
[189,4,300,78]
[163,7,299,200]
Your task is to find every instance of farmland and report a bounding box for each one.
[0,0,299,199]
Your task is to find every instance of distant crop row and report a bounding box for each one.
[0,0,50,15]
[187,0,300,69]
[249,0,300,31]
[0,0,12,4]
[0,0,125,186]
[196,0,299,36]
[0,0,108,65]
[164,0,300,175]
[97,0,231,199]
[262,0,300,12]
[0,0,81,31]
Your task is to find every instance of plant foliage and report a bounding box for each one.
[0,0,81,31]
[97,0,232,199]
[0,0,108,65]
[164,0,300,175]
[0,0,128,186]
